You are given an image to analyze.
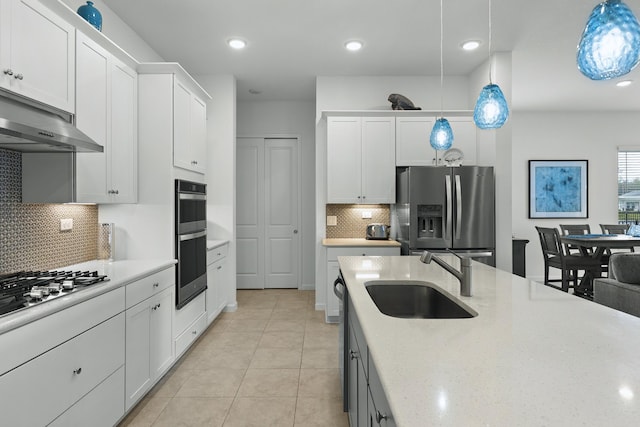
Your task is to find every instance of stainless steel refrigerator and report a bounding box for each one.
[393,166,496,266]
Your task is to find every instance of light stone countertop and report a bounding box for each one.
[207,239,229,250]
[338,255,640,426]
[0,259,176,335]
[322,238,401,247]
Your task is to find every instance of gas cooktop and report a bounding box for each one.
[0,270,109,317]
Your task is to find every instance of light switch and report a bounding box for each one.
[60,218,73,231]
[327,216,337,226]
[361,211,372,219]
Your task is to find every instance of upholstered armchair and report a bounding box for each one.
[593,253,640,318]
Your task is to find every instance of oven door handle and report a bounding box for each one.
[179,230,207,241]
[333,273,345,301]
[179,193,206,200]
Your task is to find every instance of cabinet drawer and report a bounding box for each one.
[175,312,207,358]
[174,290,206,336]
[0,313,125,427]
[126,267,173,309]
[0,287,125,376]
[327,246,400,261]
[207,243,228,265]
[49,366,125,427]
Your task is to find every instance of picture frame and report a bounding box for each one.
[528,160,588,218]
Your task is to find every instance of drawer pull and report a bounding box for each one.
[73,368,82,375]
[217,266,222,270]
[349,350,358,360]
[192,329,197,335]
[152,303,161,310]
[153,282,159,288]
[375,410,388,423]
[3,69,13,76]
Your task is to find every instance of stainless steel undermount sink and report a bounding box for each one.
[365,281,477,319]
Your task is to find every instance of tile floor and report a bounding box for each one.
[118,289,349,427]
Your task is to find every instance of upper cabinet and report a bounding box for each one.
[395,115,477,166]
[0,0,75,112]
[173,77,207,174]
[327,116,396,204]
[75,31,137,204]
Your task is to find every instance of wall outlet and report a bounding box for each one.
[327,215,337,226]
[361,211,372,219]
[60,218,73,231]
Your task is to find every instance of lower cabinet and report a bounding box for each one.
[0,311,125,427]
[174,291,207,358]
[125,286,174,410]
[326,246,400,322]
[346,294,396,427]
[206,243,229,324]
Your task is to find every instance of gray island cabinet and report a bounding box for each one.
[338,255,640,426]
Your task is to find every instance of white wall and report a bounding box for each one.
[512,112,637,281]
[197,74,238,309]
[60,0,164,62]
[236,100,316,289]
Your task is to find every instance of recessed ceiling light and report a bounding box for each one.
[228,38,246,49]
[461,40,481,51]
[616,80,633,87]
[345,40,363,51]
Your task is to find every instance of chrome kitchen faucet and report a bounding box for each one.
[420,251,472,297]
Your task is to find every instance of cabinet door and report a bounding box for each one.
[109,58,138,203]
[368,360,396,427]
[190,95,207,174]
[173,78,192,170]
[436,117,477,166]
[361,117,395,203]
[395,116,435,166]
[150,287,174,380]
[326,260,340,319]
[347,325,359,427]
[327,116,362,203]
[75,31,109,203]
[125,300,152,410]
[0,0,75,112]
[207,256,227,324]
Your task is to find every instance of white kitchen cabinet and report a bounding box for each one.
[124,267,174,410]
[173,76,207,174]
[207,242,229,324]
[0,0,75,112]
[174,291,207,358]
[396,115,476,166]
[75,31,138,204]
[0,311,125,427]
[327,116,396,204]
[325,246,400,322]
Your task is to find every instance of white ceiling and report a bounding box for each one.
[103,0,640,110]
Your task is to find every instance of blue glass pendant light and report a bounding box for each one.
[431,0,454,151]
[474,83,509,129]
[473,0,509,129]
[577,0,640,80]
[430,118,454,150]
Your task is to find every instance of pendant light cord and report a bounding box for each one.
[440,0,444,118]
[488,0,493,84]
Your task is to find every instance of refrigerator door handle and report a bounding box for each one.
[455,174,462,240]
[445,174,452,241]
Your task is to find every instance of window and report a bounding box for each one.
[618,149,640,223]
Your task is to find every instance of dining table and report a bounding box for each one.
[559,233,640,297]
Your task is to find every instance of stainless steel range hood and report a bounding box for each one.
[0,94,103,153]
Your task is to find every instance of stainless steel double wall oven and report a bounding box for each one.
[175,179,207,309]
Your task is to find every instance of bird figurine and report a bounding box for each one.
[388,93,421,110]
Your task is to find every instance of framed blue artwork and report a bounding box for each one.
[528,160,588,218]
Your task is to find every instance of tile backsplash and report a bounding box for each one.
[326,204,390,238]
[0,149,98,273]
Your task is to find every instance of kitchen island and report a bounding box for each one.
[339,255,640,426]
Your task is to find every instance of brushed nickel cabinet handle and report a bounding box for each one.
[3,69,13,76]
[73,367,82,375]
[14,73,23,80]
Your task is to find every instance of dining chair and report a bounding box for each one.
[535,226,603,293]
[559,224,603,278]
[599,224,635,260]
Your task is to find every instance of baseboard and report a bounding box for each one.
[223,301,238,312]
[315,303,325,311]
[300,283,315,291]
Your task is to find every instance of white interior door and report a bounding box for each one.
[236,138,265,288]
[236,137,300,289]
[265,139,299,288]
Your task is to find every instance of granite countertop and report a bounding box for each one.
[0,259,176,335]
[207,239,229,250]
[322,238,401,247]
[338,255,640,426]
